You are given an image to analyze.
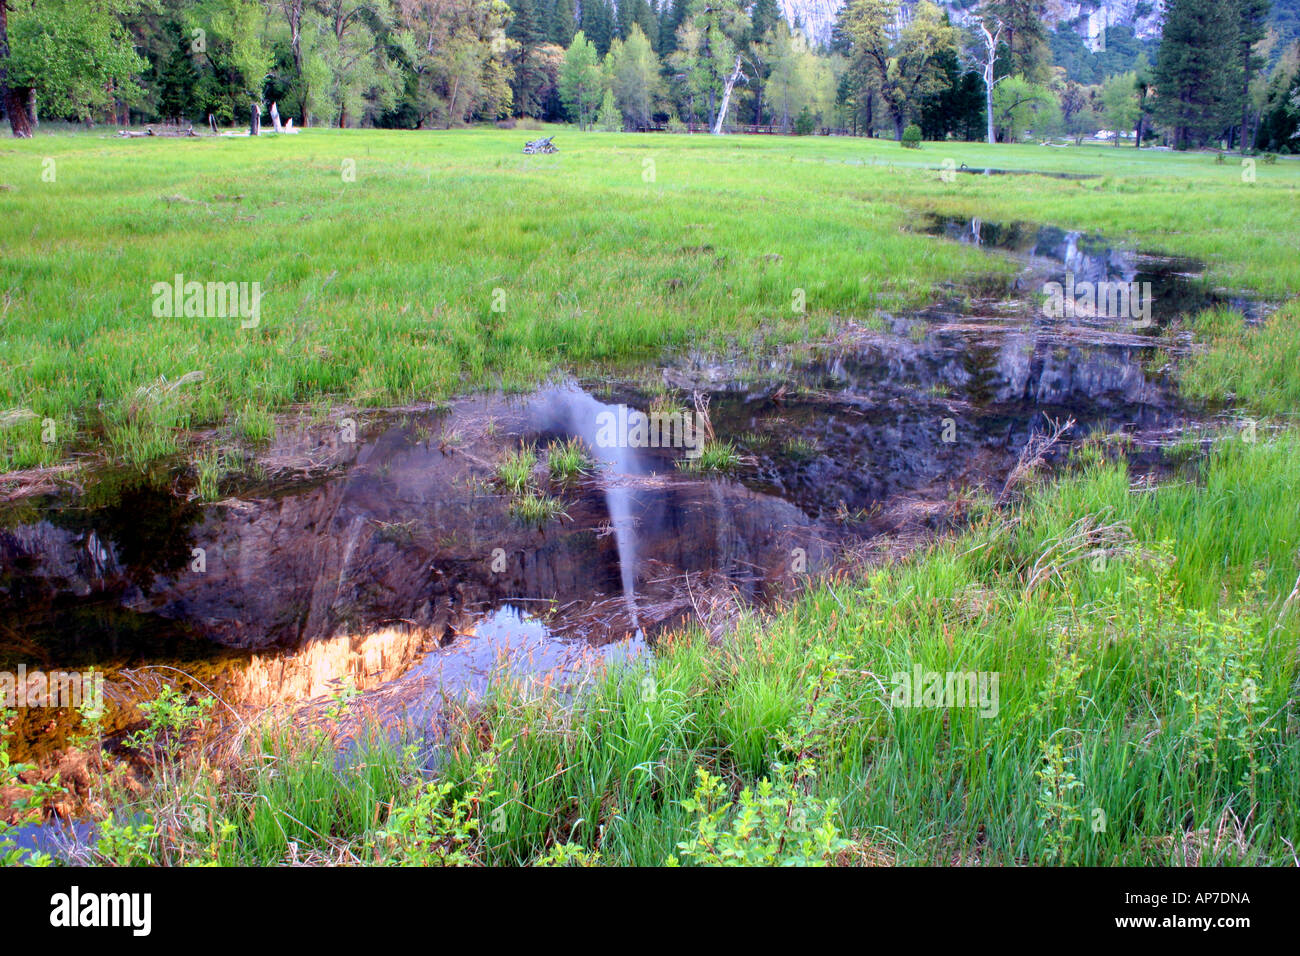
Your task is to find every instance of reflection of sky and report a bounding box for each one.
[352,605,646,736]
[5,819,96,863]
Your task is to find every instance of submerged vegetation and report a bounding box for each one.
[546,437,593,484]
[495,444,540,497]
[677,440,743,473]
[493,441,583,526]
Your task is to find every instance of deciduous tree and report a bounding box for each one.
[4,0,149,133]
[841,0,959,141]
[558,28,600,127]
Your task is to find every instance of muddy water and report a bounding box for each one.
[0,218,1252,756]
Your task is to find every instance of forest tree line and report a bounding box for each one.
[1,0,1298,151]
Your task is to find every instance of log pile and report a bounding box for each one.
[522,136,558,154]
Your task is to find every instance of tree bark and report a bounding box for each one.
[711,55,744,135]
[446,74,460,129]
[5,87,32,137]
[1,2,33,138]
[978,21,1002,146]
[1240,79,1251,154]
[1135,86,1146,148]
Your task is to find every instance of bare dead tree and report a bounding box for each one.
[711,54,747,135]
[975,16,1003,145]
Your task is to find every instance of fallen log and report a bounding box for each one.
[118,125,199,138]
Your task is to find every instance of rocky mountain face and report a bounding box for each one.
[782,0,1166,52]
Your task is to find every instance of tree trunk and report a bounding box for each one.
[447,75,460,130]
[978,22,1001,146]
[1239,32,1255,155]
[0,4,33,138]
[985,82,996,144]
[6,87,33,138]
[711,55,744,135]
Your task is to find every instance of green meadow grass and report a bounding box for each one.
[2,129,1298,470]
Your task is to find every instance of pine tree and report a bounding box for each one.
[750,0,780,41]
[508,0,550,117]
[988,0,1050,83]
[747,0,781,124]
[918,43,983,141]
[1255,42,1300,151]
[551,0,577,46]
[616,0,635,42]
[508,0,543,47]
[630,0,659,52]
[156,20,200,123]
[1153,0,1243,148]
[1235,0,1272,151]
[581,0,616,56]
[659,0,688,56]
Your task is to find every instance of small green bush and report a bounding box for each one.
[901,124,923,149]
[794,107,815,136]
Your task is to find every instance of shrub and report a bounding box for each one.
[901,124,923,149]
[668,767,849,866]
[794,107,815,136]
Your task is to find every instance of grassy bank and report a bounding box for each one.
[2,130,1299,471]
